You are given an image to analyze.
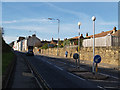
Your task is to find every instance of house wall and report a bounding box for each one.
[39,46,120,65]
[83,35,119,47]
[13,41,18,50]
[27,36,40,46]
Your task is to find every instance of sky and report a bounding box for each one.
[1,2,118,44]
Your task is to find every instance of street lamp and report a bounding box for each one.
[48,18,60,56]
[78,22,81,68]
[78,22,81,52]
[92,16,96,74]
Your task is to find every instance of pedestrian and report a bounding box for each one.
[65,51,68,58]
[37,49,39,54]
[39,49,41,53]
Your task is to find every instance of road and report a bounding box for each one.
[14,52,120,89]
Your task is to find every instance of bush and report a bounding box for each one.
[41,43,48,49]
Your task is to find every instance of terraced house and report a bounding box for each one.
[83,27,120,47]
[13,34,41,52]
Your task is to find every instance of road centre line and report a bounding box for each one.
[37,56,63,71]
[97,86,106,90]
[67,72,85,81]
[54,65,64,71]
[37,56,119,81]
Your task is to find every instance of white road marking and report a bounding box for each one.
[70,65,75,67]
[91,80,119,83]
[46,61,52,65]
[104,86,119,89]
[97,86,106,90]
[57,61,66,64]
[36,56,119,81]
[98,72,119,80]
[54,65,64,71]
[67,72,86,81]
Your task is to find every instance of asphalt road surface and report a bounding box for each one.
[20,52,119,89]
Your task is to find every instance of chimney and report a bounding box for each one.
[81,34,83,37]
[113,27,117,34]
[32,34,36,37]
[58,38,60,41]
[52,37,53,41]
[86,33,88,37]
[64,38,67,41]
[28,36,31,38]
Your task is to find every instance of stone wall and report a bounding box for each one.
[38,46,120,65]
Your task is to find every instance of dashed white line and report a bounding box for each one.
[57,61,66,65]
[54,65,64,71]
[104,86,119,89]
[67,72,86,81]
[46,61,52,65]
[36,56,119,81]
[70,65,76,68]
[97,86,106,90]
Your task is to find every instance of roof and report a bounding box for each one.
[112,30,120,37]
[41,41,50,43]
[71,35,84,40]
[86,29,120,38]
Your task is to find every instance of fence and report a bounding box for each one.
[83,35,120,47]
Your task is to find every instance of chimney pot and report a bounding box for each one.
[86,33,88,37]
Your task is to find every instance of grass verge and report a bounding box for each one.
[2,51,14,74]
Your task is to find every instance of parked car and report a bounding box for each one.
[26,50,34,56]
[26,46,34,56]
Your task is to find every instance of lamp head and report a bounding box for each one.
[78,22,81,26]
[92,16,96,21]
[48,18,53,20]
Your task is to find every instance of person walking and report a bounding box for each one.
[65,51,68,58]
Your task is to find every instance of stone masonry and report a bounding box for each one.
[38,46,120,66]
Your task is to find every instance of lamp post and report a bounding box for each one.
[48,18,60,56]
[78,22,81,52]
[92,16,96,74]
[78,22,81,68]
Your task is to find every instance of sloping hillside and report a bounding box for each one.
[2,38,14,73]
[2,37,11,53]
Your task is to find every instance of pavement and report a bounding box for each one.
[38,53,120,71]
[10,52,39,88]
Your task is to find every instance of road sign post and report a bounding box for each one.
[95,63,98,72]
[94,55,101,73]
[73,53,80,68]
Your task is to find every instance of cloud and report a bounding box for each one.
[3,20,17,24]
[46,2,90,20]
[98,21,117,26]
[5,24,58,33]
[2,0,119,2]
[2,18,50,24]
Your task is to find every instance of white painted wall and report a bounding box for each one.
[82,35,119,47]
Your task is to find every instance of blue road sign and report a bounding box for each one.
[94,55,101,63]
[73,53,79,59]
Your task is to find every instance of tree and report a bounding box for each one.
[41,43,48,49]
[63,40,70,47]
[58,41,63,48]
